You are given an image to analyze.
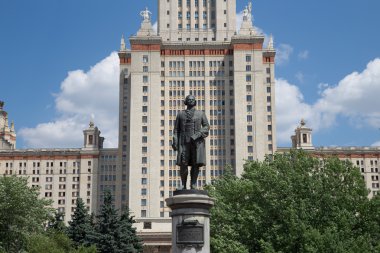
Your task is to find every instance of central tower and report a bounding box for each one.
[158,0,236,42]
[118,0,276,225]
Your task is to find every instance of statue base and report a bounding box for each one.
[166,190,215,253]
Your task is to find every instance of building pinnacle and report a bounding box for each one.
[268,34,274,50]
[120,35,126,51]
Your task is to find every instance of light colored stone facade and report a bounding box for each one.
[117,1,277,250]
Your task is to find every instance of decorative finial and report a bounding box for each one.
[300,119,306,127]
[0,101,4,110]
[268,34,274,49]
[10,121,15,132]
[140,7,152,22]
[120,35,126,51]
[89,114,95,128]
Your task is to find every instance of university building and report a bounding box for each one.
[118,0,276,223]
[1,1,379,252]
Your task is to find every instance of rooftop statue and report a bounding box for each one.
[140,7,152,22]
[243,2,253,23]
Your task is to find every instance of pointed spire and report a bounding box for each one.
[120,35,126,51]
[10,121,15,132]
[268,34,274,50]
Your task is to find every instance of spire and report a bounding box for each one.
[10,120,15,132]
[120,35,126,51]
[267,34,274,50]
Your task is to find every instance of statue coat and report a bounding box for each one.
[173,110,210,166]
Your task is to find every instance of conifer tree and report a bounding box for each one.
[67,198,93,247]
[116,209,143,253]
[93,190,120,253]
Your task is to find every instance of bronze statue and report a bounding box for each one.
[172,95,210,189]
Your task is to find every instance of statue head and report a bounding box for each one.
[184,95,196,107]
[0,101,4,110]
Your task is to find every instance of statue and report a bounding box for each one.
[172,95,210,190]
[140,7,152,22]
[243,2,253,22]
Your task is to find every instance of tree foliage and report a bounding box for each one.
[92,190,143,253]
[67,198,94,247]
[27,231,97,253]
[208,150,380,253]
[0,176,53,252]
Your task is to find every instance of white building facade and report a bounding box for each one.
[118,0,276,226]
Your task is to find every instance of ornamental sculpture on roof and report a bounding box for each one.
[140,7,152,22]
[243,2,253,23]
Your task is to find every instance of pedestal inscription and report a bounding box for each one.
[177,220,204,246]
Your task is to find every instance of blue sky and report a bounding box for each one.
[1,0,380,149]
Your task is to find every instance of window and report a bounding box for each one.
[143,55,148,63]
[142,178,147,185]
[143,221,151,229]
[246,85,252,92]
[267,87,271,93]
[178,12,182,19]
[143,76,148,83]
[143,66,148,72]
[303,134,308,143]
[141,189,147,195]
[246,55,252,62]
[246,75,251,82]
[141,210,147,217]
[246,65,251,71]
[141,199,147,206]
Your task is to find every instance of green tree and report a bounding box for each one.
[93,190,120,253]
[92,190,143,253]
[67,198,94,247]
[49,211,67,233]
[0,176,53,252]
[208,150,380,253]
[116,209,143,253]
[27,231,97,253]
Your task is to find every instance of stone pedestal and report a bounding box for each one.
[165,190,215,253]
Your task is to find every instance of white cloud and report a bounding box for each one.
[276,44,293,65]
[276,58,380,146]
[298,50,309,60]
[19,52,119,148]
[152,21,157,33]
[275,79,314,144]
